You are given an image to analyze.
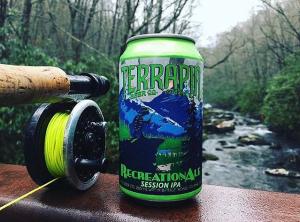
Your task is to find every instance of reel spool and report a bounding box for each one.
[24,100,107,190]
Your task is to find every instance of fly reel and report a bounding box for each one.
[21,72,110,190]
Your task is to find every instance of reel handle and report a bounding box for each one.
[0,64,110,106]
[75,158,108,173]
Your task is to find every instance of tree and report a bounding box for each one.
[107,0,119,56]
[0,0,8,58]
[67,0,99,62]
[21,0,32,46]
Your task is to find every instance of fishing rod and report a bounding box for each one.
[0,64,110,190]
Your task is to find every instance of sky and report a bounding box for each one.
[192,0,263,47]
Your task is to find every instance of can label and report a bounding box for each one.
[119,57,203,197]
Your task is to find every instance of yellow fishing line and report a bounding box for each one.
[0,178,59,211]
[0,112,70,212]
[45,112,70,177]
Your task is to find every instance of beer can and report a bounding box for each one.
[119,34,203,202]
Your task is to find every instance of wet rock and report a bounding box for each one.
[202,152,219,161]
[205,120,235,134]
[223,145,236,149]
[265,168,300,178]
[215,112,235,121]
[204,172,210,176]
[244,118,260,125]
[216,120,235,133]
[203,104,212,110]
[238,134,270,145]
[215,148,223,151]
[204,123,216,132]
[218,140,227,146]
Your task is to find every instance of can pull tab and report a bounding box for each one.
[75,157,108,173]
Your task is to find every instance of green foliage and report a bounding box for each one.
[204,70,238,109]
[262,56,300,135]
[237,84,265,117]
[105,121,119,174]
[0,105,36,164]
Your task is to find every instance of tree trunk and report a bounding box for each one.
[0,0,8,59]
[154,0,163,33]
[21,0,32,46]
[108,0,119,56]
[68,0,99,63]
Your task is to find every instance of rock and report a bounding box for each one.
[237,143,246,147]
[223,145,236,149]
[205,120,235,134]
[204,172,210,176]
[215,112,235,121]
[203,104,212,110]
[269,142,282,150]
[203,133,208,141]
[244,118,260,125]
[215,148,223,151]
[216,120,235,133]
[218,140,227,146]
[265,168,300,178]
[238,134,270,145]
[202,152,219,162]
[204,123,217,132]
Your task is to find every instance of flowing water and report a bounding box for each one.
[202,110,300,194]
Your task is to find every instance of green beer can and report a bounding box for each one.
[119,34,204,202]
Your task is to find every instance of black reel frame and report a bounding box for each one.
[24,73,109,191]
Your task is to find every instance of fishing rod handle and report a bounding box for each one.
[0,64,110,106]
[0,64,70,105]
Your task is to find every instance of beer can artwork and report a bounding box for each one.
[119,34,204,202]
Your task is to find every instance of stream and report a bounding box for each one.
[202,108,300,194]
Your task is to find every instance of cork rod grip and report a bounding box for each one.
[0,64,70,105]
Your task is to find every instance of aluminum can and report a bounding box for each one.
[119,34,203,202]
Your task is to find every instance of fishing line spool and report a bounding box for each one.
[17,70,110,190]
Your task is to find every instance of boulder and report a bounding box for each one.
[215,120,235,133]
[202,152,219,162]
[203,104,212,110]
[204,120,235,134]
[244,118,260,125]
[215,112,235,121]
[265,168,300,178]
[223,145,237,149]
[238,134,270,145]
[218,140,227,146]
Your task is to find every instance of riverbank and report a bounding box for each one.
[203,106,300,193]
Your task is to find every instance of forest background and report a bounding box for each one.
[0,0,299,174]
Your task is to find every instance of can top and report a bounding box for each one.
[126,34,195,44]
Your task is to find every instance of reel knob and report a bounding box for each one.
[75,157,108,174]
